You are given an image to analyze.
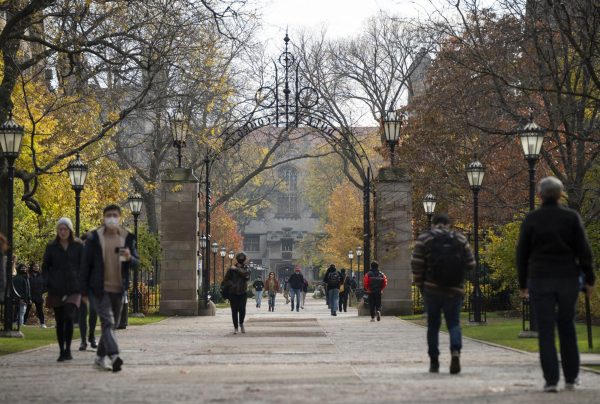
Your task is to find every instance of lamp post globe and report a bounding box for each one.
[355,246,363,286]
[127,192,144,316]
[1,110,24,334]
[219,246,226,280]
[423,193,437,229]
[200,234,208,249]
[228,250,235,267]
[170,103,188,168]
[466,159,485,191]
[348,250,354,274]
[67,154,89,237]
[382,110,403,166]
[466,157,485,324]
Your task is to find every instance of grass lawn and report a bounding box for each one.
[401,312,600,354]
[0,314,166,356]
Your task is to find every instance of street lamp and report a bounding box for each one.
[220,246,226,281]
[519,115,544,336]
[228,250,235,267]
[128,193,144,317]
[211,241,218,299]
[348,250,354,275]
[199,234,207,303]
[67,154,88,237]
[170,103,187,168]
[355,246,362,288]
[382,110,403,166]
[423,193,437,229]
[466,157,485,324]
[0,110,24,335]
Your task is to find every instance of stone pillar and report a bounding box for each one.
[361,167,413,316]
[159,168,200,316]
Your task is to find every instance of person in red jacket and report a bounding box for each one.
[363,261,387,322]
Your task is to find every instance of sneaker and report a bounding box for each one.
[79,342,87,351]
[429,358,440,373]
[565,378,580,391]
[240,325,246,334]
[40,324,47,329]
[111,356,123,373]
[332,312,337,316]
[233,328,238,334]
[94,356,111,371]
[450,352,461,375]
[543,384,558,393]
[376,311,381,321]
[296,309,299,312]
[89,338,98,349]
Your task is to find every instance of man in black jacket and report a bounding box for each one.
[516,177,595,393]
[288,267,305,312]
[323,265,341,316]
[81,204,139,372]
[253,278,264,309]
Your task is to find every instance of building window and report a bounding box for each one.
[281,238,293,252]
[244,235,260,252]
[277,166,298,215]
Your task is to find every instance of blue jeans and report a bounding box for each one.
[529,277,580,385]
[424,291,463,358]
[268,293,276,309]
[255,290,263,307]
[290,289,302,311]
[328,288,340,314]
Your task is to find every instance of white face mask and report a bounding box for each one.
[104,217,120,229]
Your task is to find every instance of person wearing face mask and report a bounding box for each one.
[288,267,305,312]
[81,204,139,372]
[42,218,83,361]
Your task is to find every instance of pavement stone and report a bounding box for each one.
[1,298,600,403]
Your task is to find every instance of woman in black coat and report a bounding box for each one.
[42,217,83,362]
[223,252,251,334]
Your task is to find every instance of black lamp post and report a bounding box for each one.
[211,242,218,298]
[128,193,144,316]
[170,103,187,168]
[0,110,24,335]
[423,193,437,229]
[382,110,403,166]
[67,154,88,237]
[355,246,362,288]
[466,157,485,324]
[519,116,544,336]
[348,250,354,276]
[228,250,234,267]
[199,234,207,303]
[220,246,226,280]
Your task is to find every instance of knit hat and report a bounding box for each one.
[57,217,74,234]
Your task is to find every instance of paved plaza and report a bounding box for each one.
[1,298,599,403]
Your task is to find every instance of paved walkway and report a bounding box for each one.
[1,298,599,403]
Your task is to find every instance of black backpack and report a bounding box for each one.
[369,271,385,292]
[427,231,466,287]
[327,271,341,287]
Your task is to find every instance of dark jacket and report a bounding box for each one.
[13,273,31,301]
[411,226,476,296]
[288,272,305,290]
[303,279,308,293]
[253,279,264,291]
[29,272,45,303]
[516,200,595,289]
[42,240,84,297]
[224,265,251,296]
[364,269,388,294]
[80,227,139,298]
[323,268,342,289]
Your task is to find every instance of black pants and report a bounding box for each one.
[368,292,382,319]
[54,304,76,354]
[339,291,348,312]
[529,277,580,385]
[79,299,98,344]
[25,301,45,325]
[229,294,247,329]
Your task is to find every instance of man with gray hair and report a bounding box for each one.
[516,176,595,393]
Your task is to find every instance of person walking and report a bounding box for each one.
[411,213,475,375]
[288,267,304,312]
[81,205,139,372]
[363,262,388,322]
[253,278,265,309]
[339,269,349,313]
[223,252,251,334]
[265,272,279,312]
[516,177,596,392]
[323,264,342,316]
[302,278,308,309]
[24,262,46,328]
[13,263,31,327]
[42,218,83,362]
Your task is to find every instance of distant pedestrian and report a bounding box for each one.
[81,205,139,372]
[411,213,475,375]
[348,275,358,306]
[13,263,31,327]
[223,252,251,334]
[288,267,304,312]
[265,272,279,312]
[339,269,349,312]
[323,264,342,316]
[78,232,98,350]
[43,217,83,362]
[24,262,46,328]
[516,177,596,392]
[253,278,265,309]
[364,262,387,322]
[302,278,308,309]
